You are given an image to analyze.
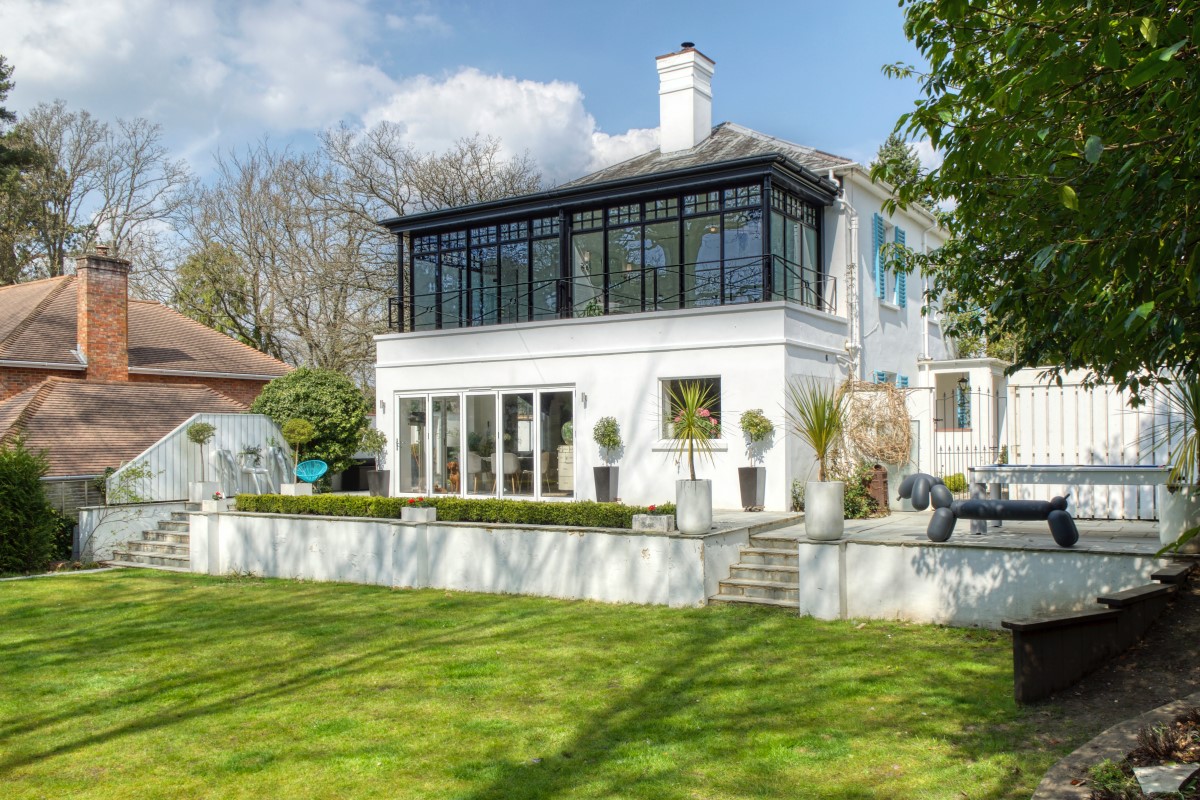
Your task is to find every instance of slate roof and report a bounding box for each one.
[560,122,855,189]
[0,275,291,377]
[0,378,247,476]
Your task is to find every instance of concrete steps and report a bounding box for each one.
[110,512,191,572]
[710,528,802,609]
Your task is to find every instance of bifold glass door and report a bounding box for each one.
[394,388,573,499]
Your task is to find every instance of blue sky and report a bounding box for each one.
[0,0,933,185]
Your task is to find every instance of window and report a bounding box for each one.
[661,377,722,438]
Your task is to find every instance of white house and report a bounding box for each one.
[374,44,952,511]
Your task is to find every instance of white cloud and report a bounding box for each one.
[364,68,657,185]
[911,139,943,172]
[0,1,653,183]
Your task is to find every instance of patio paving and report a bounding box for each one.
[753,511,1189,559]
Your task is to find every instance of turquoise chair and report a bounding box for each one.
[295,459,328,484]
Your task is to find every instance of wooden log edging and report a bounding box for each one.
[1002,564,1194,704]
[1032,690,1200,799]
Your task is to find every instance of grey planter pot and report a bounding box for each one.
[805,480,845,541]
[594,466,619,502]
[676,479,712,535]
[738,466,766,511]
[280,482,313,496]
[367,470,390,497]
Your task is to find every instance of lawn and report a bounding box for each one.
[0,571,1057,799]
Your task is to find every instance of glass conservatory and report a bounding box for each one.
[385,162,839,332]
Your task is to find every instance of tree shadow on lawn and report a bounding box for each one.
[451,614,1028,800]
[0,576,535,761]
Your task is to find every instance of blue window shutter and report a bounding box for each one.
[872,213,885,299]
[894,227,907,307]
[873,370,886,384]
[898,375,909,388]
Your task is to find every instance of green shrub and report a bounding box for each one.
[942,473,968,494]
[235,494,676,530]
[0,438,57,573]
[839,462,882,520]
[51,512,75,560]
[791,479,805,512]
[251,367,369,475]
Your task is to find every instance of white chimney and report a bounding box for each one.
[656,42,715,154]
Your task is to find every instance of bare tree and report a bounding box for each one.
[7,101,192,279]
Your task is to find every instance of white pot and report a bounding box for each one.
[1157,484,1200,554]
[189,481,219,503]
[280,482,313,496]
[675,479,712,535]
[805,481,845,541]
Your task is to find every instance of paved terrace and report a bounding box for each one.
[744,511,1190,559]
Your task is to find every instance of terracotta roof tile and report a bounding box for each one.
[0,278,290,377]
[0,377,247,476]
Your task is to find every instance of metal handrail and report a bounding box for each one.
[390,255,837,331]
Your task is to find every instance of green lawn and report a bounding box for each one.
[0,571,1058,799]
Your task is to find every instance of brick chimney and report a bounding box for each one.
[75,247,130,382]
[656,42,715,154]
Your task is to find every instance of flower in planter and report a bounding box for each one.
[212,491,225,501]
[406,497,432,508]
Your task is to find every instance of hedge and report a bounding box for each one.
[234,494,676,530]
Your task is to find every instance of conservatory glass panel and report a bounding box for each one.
[431,395,461,495]
[607,227,642,314]
[683,215,721,307]
[500,241,529,323]
[723,208,763,304]
[643,220,681,310]
[540,390,574,498]
[501,392,535,497]
[396,397,428,494]
[571,231,604,316]
[464,394,497,495]
[532,239,559,320]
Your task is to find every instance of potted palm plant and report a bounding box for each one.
[666,381,721,534]
[186,421,218,502]
[592,416,622,502]
[786,378,848,541]
[360,427,389,497]
[1147,374,1200,554]
[738,409,775,511]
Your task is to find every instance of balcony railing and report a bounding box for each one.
[388,255,836,332]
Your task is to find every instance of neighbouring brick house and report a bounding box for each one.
[0,250,291,513]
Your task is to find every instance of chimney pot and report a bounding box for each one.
[656,45,715,154]
[96,244,109,255]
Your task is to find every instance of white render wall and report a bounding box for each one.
[831,170,953,383]
[77,501,187,562]
[376,302,851,510]
[796,536,1170,629]
[191,511,750,608]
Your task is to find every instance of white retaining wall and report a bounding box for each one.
[191,512,750,608]
[797,538,1170,629]
[77,502,188,561]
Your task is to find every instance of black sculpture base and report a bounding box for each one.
[897,473,1079,548]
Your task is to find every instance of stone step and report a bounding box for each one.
[728,563,799,582]
[709,593,798,609]
[106,560,193,574]
[718,578,799,602]
[738,547,799,567]
[171,511,191,522]
[748,533,800,551]
[126,540,189,556]
[110,550,190,569]
[141,530,189,544]
[156,520,190,532]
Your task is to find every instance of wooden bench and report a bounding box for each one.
[966,465,1169,534]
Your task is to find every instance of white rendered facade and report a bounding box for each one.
[374,46,951,510]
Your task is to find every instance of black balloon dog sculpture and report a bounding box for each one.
[896,473,1079,547]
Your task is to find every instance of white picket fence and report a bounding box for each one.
[106,413,288,503]
[1004,370,1180,519]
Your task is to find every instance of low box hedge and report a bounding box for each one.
[234,494,676,530]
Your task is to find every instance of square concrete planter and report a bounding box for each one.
[632,514,676,532]
[401,506,436,523]
[280,482,313,496]
[201,498,235,512]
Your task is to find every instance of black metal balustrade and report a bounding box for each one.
[387,255,837,332]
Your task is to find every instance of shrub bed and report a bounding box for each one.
[235,494,676,530]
